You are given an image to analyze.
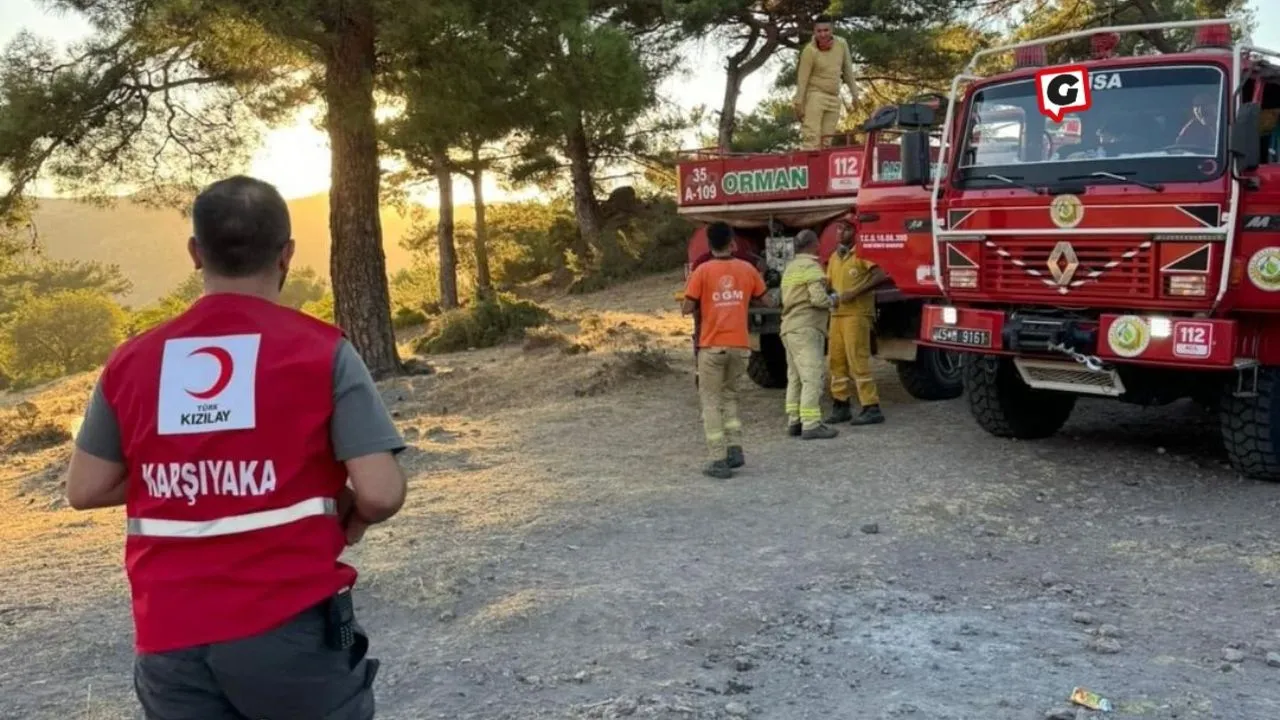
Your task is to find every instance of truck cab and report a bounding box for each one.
[909,19,1280,481]
[675,109,963,401]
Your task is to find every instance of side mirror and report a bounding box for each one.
[901,131,930,186]
[1231,101,1261,172]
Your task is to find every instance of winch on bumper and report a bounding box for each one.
[918,304,1240,397]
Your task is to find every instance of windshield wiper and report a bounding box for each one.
[1058,171,1165,192]
[976,173,1046,194]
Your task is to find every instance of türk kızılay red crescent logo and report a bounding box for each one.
[1106,315,1149,358]
[157,334,262,435]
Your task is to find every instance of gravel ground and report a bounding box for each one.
[4,272,1280,720]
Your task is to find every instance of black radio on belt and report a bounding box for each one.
[324,587,356,650]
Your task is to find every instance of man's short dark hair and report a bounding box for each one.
[813,13,832,25]
[796,229,820,250]
[192,175,291,277]
[707,222,733,252]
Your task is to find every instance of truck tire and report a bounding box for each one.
[894,347,964,401]
[1220,367,1280,481]
[748,334,788,389]
[964,355,1076,439]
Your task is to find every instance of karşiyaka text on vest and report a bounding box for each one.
[141,459,279,505]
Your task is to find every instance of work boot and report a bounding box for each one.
[802,423,839,440]
[824,400,853,424]
[850,405,885,426]
[726,445,745,469]
[788,421,802,437]
[703,459,733,479]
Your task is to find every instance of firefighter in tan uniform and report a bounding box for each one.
[780,230,839,439]
[793,14,858,149]
[825,219,888,425]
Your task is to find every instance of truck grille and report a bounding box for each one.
[982,238,1154,301]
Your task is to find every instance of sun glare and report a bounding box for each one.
[246,105,541,207]
[248,111,331,200]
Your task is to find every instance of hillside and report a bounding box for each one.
[26,194,468,305]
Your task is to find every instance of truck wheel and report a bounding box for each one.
[964,355,1076,439]
[1220,367,1280,481]
[748,334,788,389]
[894,347,964,401]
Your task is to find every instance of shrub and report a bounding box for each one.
[412,294,552,354]
[1,290,126,387]
[1,401,71,454]
[393,305,428,330]
[301,292,335,323]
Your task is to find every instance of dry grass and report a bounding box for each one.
[0,268,695,628]
[522,326,590,355]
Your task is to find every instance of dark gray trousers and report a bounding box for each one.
[133,603,378,719]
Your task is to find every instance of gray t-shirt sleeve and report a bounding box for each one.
[75,377,124,463]
[331,339,407,461]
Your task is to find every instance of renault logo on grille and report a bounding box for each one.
[1047,241,1079,286]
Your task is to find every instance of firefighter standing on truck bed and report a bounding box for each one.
[683,221,770,478]
[781,229,839,439]
[793,13,858,149]
[825,219,887,426]
[64,175,407,720]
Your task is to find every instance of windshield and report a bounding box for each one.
[956,64,1226,186]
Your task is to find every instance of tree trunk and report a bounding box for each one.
[433,149,459,310]
[321,0,401,379]
[470,153,492,298]
[718,61,743,152]
[717,18,782,152]
[566,113,624,273]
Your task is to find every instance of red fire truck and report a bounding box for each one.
[675,105,963,400]
[906,18,1280,480]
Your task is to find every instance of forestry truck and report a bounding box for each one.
[906,18,1280,480]
[674,109,964,401]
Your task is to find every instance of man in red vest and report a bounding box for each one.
[64,175,407,719]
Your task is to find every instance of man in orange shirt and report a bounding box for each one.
[683,222,770,478]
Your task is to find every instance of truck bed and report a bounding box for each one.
[676,144,863,228]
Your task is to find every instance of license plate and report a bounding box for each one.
[931,326,991,347]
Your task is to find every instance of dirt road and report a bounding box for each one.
[3,270,1280,719]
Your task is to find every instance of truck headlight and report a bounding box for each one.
[1167,275,1207,296]
[949,268,978,289]
[942,306,958,325]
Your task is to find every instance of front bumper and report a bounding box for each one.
[919,305,1238,369]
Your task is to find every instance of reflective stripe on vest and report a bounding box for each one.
[126,497,337,538]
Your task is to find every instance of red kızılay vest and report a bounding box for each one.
[100,292,354,653]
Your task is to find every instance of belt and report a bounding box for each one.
[126,497,337,538]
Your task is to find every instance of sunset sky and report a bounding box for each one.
[3,0,1277,205]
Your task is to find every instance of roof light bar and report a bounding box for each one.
[1091,32,1120,59]
[1013,45,1046,69]
[1194,23,1233,50]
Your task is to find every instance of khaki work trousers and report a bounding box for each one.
[783,326,827,430]
[801,90,841,149]
[697,347,749,460]
[829,314,880,407]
